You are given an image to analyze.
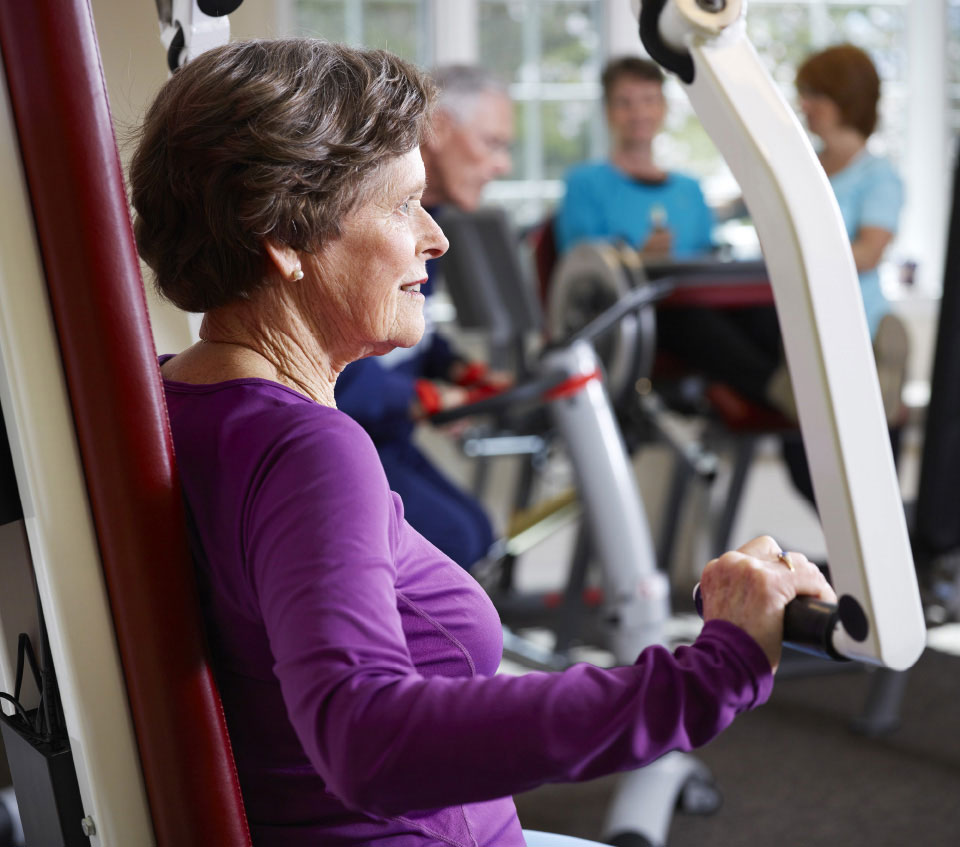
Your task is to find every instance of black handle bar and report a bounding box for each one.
[693,584,862,662]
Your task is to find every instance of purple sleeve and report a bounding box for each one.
[245,412,773,816]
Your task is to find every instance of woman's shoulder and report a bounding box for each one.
[235,390,376,465]
[853,151,901,182]
[164,371,376,469]
[251,399,389,502]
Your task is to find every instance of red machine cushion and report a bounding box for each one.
[0,2,251,844]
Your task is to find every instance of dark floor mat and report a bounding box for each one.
[514,647,960,846]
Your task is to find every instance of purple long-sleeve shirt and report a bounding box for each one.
[162,365,774,847]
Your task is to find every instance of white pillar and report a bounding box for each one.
[606,0,643,58]
[902,0,949,294]
[431,0,479,65]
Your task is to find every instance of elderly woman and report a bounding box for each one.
[131,39,833,847]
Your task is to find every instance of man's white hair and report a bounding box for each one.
[430,64,509,124]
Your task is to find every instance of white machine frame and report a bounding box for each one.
[636,0,925,669]
[0,55,152,846]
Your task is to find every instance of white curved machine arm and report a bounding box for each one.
[634,0,924,669]
[155,0,241,72]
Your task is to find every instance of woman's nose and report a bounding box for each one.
[420,210,448,259]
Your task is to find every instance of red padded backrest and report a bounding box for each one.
[0,2,251,844]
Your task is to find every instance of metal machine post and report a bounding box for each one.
[541,341,715,846]
[541,341,670,662]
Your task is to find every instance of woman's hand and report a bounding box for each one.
[699,535,836,672]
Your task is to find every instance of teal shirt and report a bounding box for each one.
[554,161,714,258]
[828,151,903,337]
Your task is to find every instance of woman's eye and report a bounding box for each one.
[399,201,411,215]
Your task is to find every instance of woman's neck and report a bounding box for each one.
[818,127,867,176]
[198,288,345,408]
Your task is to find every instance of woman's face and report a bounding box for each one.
[798,89,842,138]
[304,147,448,359]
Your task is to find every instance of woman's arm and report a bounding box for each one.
[243,412,775,817]
[851,225,894,273]
[849,158,903,273]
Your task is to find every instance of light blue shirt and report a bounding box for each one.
[554,161,714,258]
[828,151,903,337]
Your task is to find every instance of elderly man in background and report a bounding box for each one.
[335,65,514,571]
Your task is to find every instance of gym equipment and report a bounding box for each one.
[432,224,722,841]
[914,140,960,615]
[546,244,779,565]
[155,0,242,72]
[635,0,924,670]
[0,1,246,844]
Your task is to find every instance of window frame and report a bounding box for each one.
[279,0,951,295]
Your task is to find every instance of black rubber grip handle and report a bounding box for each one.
[782,595,847,661]
[693,586,848,661]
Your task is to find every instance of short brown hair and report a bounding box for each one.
[601,56,664,104]
[130,39,435,312]
[796,44,880,138]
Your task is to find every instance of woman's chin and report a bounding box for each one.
[370,327,425,356]
[390,319,426,350]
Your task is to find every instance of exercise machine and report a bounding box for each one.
[633,0,924,670]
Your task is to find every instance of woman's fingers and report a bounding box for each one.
[784,552,837,603]
[698,536,839,671]
[735,534,782,560]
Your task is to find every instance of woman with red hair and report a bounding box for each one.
[796,44,907,423]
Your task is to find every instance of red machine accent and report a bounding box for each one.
[414,379,443,417]
[543,369,603,401]
[660,280,774,309]
[0,2,251,844]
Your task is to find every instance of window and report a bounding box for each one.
[286,0,433,65]
[280,0,951,292]
[478,0,607,228]
[659,3,909,198]
[948,1,960,130]
[656,0,946,293]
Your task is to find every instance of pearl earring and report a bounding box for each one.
[289,266,304,282]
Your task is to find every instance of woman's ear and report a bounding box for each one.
[263,240,304,282]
